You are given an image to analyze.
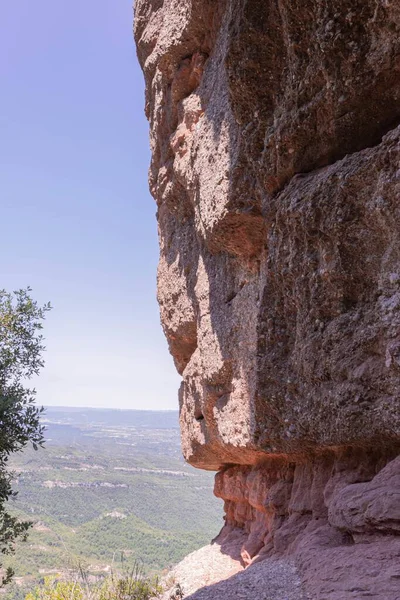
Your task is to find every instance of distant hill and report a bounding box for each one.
[43,406,180,429]
[4,406,222,600]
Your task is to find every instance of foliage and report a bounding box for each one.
[26,578,84,600]
[2,409,222,598]
[25,563,163,600]
[0,288,50,586]
[98,563,163,600]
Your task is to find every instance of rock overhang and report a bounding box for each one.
[135,1,400,595]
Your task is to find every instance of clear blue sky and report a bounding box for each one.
[0,0,180,409]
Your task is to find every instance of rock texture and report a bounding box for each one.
[134,1,400,598]
[161,544,305,600]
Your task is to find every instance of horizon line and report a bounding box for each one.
[42,404,179,413]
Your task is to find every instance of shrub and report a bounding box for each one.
[25,563,163,600]
[0,288,50,586]
[26,577,84,600]
[99,567,163,600]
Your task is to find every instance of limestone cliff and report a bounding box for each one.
[134,1,400,598]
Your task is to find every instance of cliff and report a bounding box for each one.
[134,1,400,598]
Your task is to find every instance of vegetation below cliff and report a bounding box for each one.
[2,408,222,600]
[26,566,164,600]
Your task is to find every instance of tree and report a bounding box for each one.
[0,288,51,586]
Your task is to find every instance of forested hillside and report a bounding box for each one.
[2,408,222,599]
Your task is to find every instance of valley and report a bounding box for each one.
[3,407,223,599]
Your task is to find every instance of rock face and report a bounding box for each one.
[134,1,400,597]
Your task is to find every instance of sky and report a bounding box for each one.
[0,1,181,410]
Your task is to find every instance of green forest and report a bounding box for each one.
[3,408,222,600]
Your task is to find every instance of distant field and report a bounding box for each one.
[2,407,223,600]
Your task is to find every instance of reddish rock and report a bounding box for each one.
[134,0,400,597]
[329,455,400,536]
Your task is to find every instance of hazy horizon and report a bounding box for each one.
[43,404,179,412]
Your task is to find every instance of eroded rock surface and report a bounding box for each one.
[162,548,305,600]
[134,1,400,597]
